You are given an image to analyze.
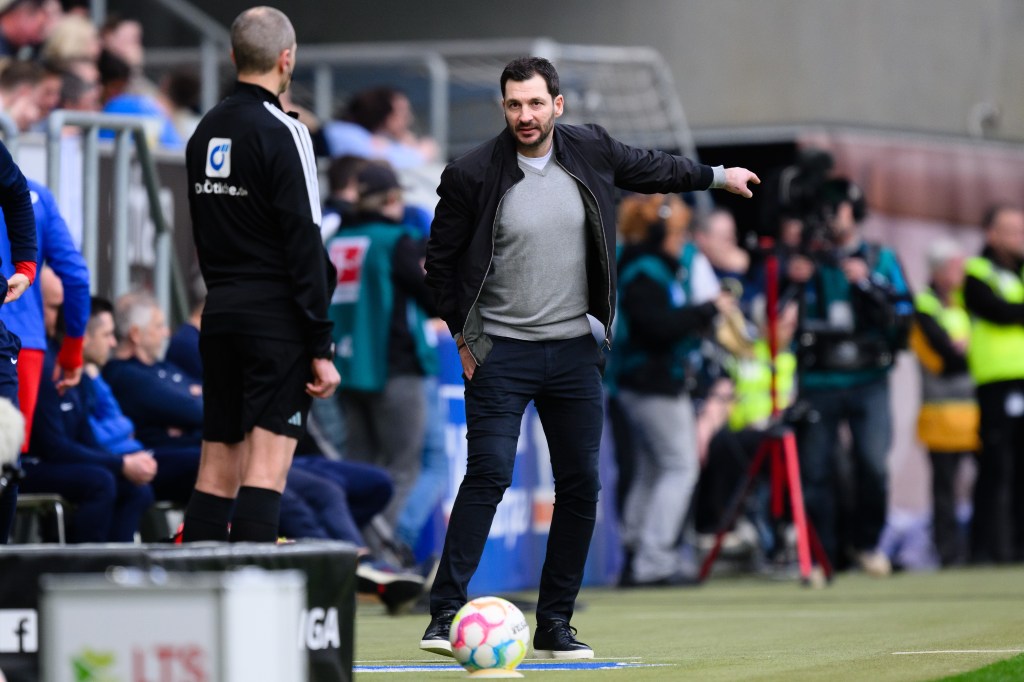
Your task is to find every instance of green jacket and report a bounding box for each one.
[327,222,438,392]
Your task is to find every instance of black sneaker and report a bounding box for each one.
[356,558,425,616]
[533,619,594,659]
[419,610,458,657]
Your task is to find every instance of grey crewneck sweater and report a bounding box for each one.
[477,155,591,341]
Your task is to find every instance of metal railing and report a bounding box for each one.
[45,111,186,321]
[146,36,703,165]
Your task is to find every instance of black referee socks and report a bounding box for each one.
[230,486,283,543]
[181,490,234,542]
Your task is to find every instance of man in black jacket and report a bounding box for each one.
[181,6,339,543]
[420,56,758,658]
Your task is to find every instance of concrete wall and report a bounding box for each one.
[127,0,1024,141]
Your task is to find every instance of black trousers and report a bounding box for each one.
[972,380,1024,563]
[430,335,604,624]
[929,451,971,566]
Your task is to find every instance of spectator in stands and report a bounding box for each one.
[320,154,369,243]
[59,68,98,111]
[0,59,43,131]
[962,205,1024,564]
[98,48,183,150]
[612,200,736,585]
[102,292,202,448]
[159,66,201,141]
[83,297,198,505]
[0,180,89,453]
[99,14,143,76]
[33,60,60,118]
[165,296,202,382]
[324,86,438,168]
[910,238,977,566]
[40,12,99,67]
[0,0,51,59]
[328,161,438,535]
[19,281,155,543]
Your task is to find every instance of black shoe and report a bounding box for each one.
[419,609,458,657]
[356,557,425,616]
[533,619,594,659]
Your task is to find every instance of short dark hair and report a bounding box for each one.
[342,86,399,132]
[90,296,113,319]
[0,59,42,91]
[97,48,131,86]
[981,203,1022,231]
[327,154,369,194]
[500,57,559,99]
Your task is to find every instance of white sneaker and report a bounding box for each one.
[857,550,892,577]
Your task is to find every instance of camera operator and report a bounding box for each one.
[787,178,912,575]
[962,204,1024,564]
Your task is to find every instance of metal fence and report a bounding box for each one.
[146,37,701,162]
[44,111,185,321]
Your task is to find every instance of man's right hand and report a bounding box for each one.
[458,342,478,380]
[123,451,158,485]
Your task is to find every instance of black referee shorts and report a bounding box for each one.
[200,334,313,444]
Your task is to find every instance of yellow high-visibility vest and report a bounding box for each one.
[965,256,1024,386]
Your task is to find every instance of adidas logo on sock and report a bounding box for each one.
[288,412,302,427]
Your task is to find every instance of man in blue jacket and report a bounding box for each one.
[102,292,203,449]
[420,56,758,658]
[19,297,155,543]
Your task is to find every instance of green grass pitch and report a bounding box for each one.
[354,566,1024,680]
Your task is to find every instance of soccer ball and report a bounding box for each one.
[449,596,530,674]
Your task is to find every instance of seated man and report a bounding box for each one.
[20,293,155,543]
[102,292,203,449]
[86,297,199,505]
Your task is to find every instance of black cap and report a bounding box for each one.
[356,163,402,198]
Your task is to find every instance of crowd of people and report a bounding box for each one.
[0,5,1017,643]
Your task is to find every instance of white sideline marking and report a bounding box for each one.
[892,649,1024,655]
[355,657,644,663]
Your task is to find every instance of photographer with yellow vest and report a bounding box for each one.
[910,239,978,566]
[962,205,1024,563]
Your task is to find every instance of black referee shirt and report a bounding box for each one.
[186,81,334,358]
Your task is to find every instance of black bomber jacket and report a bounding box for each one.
[424,123,714,364]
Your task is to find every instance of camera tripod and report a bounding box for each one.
[698,237,833,585]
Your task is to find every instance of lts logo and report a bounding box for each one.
[0,609,38,653]
[205,138,232,178]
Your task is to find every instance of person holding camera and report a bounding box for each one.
[962,205,1024,564]
[787,178,912,575]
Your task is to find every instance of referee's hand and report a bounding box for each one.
[307,357,341,398]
